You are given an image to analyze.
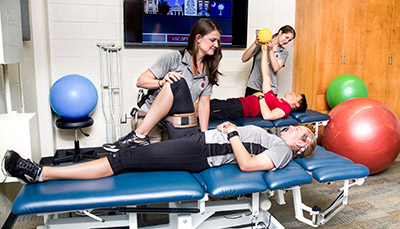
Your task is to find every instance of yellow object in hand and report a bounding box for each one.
[258,28,272,43]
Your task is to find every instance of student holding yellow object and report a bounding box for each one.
[242,25,296,97]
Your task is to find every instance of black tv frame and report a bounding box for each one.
[123,0,248,48]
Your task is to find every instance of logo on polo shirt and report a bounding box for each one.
[275,53,280,59]
[200,81,206,89]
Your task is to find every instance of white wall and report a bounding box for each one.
[0,1,38,226]
[0,0,37,115]
[0,67,6,114]
[35,0,295,156]
[0,41,38,114]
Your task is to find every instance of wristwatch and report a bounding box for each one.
[227,131,239,140]
[258,94,264,100]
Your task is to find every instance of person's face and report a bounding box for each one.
[284,92,302,104]
[280,126,310,150]
[196,30,220,56]
[279,32,294,46]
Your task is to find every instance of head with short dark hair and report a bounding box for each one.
[285,93,307,112]
[291,94,307,112]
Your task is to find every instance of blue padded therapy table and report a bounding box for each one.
[208,109,330,137]
[12,109,369,228]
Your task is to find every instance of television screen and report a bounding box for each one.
[124,0,248,48]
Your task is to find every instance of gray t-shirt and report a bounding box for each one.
[140,50,213,112]
[204,125,292,170]
[246,45,288,95]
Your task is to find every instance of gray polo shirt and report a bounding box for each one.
[246,45,288,95]
[139,50,213,112]
[204,125,292,170]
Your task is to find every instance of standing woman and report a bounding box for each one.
[242,25,295,97]
[103,18,223,152]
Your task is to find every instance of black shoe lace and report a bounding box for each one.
[19,159,39,177]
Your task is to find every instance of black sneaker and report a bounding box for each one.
[2,150,42,184]
[102,131,150,152]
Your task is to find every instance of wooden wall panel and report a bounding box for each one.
[362,0,394,102]
[316,0,346,96]
[293,0,320,110]
[294,0,400,116]
[342,0,368,77]
[315,93,329,113]
[385,0,400,118]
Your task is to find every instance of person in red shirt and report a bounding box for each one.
[210,44,307,121]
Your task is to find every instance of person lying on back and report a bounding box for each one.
[3,122,316,184]
[210,43,307,121]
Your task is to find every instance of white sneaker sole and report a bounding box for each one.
[1,150,28,185]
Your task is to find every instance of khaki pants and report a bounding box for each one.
[131,116,169,143]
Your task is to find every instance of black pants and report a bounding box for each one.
[165,79,199,139]
[245,87,259,97]
[107,79,210,174]
[210,98,244,120]
[107,132,210,174]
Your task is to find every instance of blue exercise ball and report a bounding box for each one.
[50,74,98,119]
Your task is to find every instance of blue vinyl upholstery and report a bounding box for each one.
[264,161,312,190]
[12,110,369,225]
[235,117,274,128]
[290,109,330,123]
[295,146,369,182]
[12,171,204,215]
[13,146,369,216]
[271,115,299,127]
[209,109,329,132]
[200,164,267,197]
[312,164,370,183]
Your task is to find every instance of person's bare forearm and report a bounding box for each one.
[242,40,258,62]
[198,96,210,131]
[261,44,272,93]
[269,48,282,72]
[137,69,183,89]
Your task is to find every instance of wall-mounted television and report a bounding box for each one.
[124,0,248,48]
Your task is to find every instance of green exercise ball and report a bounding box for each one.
[326,74,368,108]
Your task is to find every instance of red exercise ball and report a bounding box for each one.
[322,97,400,174]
